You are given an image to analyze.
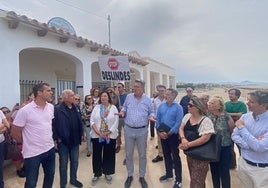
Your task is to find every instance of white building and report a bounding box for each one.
[0,10,175,108]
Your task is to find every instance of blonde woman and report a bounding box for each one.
[208,96,235,188]
[179,97,215,188]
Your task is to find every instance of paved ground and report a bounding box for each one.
[3,134,242,188]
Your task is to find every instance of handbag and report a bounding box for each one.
[183,117,222,161]
[4,128,20,160]
[157,123,171,133]
[184,134,222,161]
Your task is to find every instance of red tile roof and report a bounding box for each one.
[1,10,148,66]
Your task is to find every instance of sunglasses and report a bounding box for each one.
[188,103,196,108]
[2,110,10,114]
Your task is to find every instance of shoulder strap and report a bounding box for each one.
[197,117,206,128]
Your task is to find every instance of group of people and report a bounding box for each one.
[176,87,268,188]
[1,81,268,188]
[0,82,128,188]
[147,86,268,188]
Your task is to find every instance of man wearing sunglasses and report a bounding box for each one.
[180,87,195,116]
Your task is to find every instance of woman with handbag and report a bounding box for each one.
[90,91,119,186]
[179,97,215,188]
[208,96,235,188]
[0,108,10,188]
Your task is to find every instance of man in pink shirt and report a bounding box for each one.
[12,83,55,188]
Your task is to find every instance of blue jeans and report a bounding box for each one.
[58,143,79,187]
[0,141,4,188]
[24,147,55,188]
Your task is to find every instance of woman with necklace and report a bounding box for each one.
[179,97,215,188]
[208,96,235,188]
[90,91,119,186]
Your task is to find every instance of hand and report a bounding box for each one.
[98,131,106,138]
[258,135,264,140]
[179,142,190,150]
[158,131,168,139]
[235,120,245,127]
[115,111,125,117]
[0,124,6,134]
[148,116,156,122]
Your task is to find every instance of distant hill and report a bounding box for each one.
[219,81,268,86]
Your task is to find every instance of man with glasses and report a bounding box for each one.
[180,87,195,115]
[117,79,155,188]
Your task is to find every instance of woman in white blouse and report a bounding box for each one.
[179,97,215,188]
[90,91,119,186]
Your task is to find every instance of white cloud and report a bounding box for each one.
[1,0,268,83]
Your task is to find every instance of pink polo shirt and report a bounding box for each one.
[13,101,54,158]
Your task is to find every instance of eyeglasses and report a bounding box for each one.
[188,103,196,108]
[2,110,10,114]
[75,98,80,101]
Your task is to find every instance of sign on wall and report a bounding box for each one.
[98,56,130,81]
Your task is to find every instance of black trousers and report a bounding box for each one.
[161,134,182,182]
[91,138,116,177]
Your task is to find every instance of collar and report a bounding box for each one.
[252,110,268,121]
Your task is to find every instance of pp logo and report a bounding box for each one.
[107,58,119,70]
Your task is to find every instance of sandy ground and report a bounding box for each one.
[3,137,242,188]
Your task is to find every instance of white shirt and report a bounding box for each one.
[90,104,119,139]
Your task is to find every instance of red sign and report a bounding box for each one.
[107,58,119,70]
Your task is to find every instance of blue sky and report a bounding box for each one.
[1,0,267,83]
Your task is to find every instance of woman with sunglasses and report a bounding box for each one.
[179,97,215,188]
[208,96,235,188]
[81,95,94,157]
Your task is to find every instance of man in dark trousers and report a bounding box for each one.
[53,89,84,188]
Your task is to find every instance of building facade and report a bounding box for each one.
[0,10,175,108]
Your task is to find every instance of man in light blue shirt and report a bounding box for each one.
[118,79,155,188]
[156,88,183,188]
[232,90,268,188]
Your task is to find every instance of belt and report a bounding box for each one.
[244,158,268,168]
[126,124,147,129]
